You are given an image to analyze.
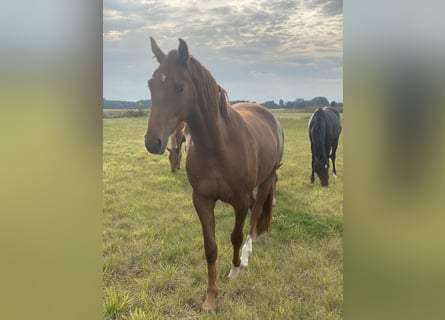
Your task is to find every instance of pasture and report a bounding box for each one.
[103,110,343,319]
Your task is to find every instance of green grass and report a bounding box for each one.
[103,110,343,319]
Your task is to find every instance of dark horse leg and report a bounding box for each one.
[310,141,315,183]
[192,192,218,311]
[330,139,339,177]
[311,154,316,183]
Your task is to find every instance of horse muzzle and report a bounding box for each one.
[145,119,178,154]
[145,134,165,154]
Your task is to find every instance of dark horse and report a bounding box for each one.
[167,121,186,172]
[308,106,342,186]
[145,38,284,311]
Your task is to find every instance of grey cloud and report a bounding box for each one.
[208,6,234,16]
[308,0,343,16]
[104,0,343,102]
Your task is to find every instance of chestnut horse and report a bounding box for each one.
[145,37,284,311]
[308,106,342,186]
[167,121,186,172]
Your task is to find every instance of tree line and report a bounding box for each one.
[261,96,343,111]
[103,96,343,112]
[103,98,151,110]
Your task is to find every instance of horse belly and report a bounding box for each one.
[192,175,247,204]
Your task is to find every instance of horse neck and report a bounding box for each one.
[185,62,231,151]
[185,102,231,152]
[312,112,328,160]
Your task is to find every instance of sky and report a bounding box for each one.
[103,0,343,103]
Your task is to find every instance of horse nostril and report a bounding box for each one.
[155,138,161,149]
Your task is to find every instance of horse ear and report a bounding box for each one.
[150,36,166,63]
[178,38,189,66]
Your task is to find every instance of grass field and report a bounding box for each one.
[103,110,343,319]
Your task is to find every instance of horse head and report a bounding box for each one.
[145,37,195,154]
[314,158,329,186]
[167,146,182,172]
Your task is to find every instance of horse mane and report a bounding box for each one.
[311,108,327,160]
[188,56,229,121]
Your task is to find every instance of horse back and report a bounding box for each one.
[322,107,342,138]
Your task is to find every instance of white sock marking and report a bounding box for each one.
[228,264,241,279]
[228,235,254,279]
[240,235,252,268]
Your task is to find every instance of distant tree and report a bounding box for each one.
[331,101,337,107]
[311,96,330,106]
[285,100,295,108]
[279,99,284,107]
[263,100,278,109]
[295,98,306,108]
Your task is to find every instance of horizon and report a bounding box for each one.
[102,95,343,104]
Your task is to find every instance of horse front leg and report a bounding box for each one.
[331,140,339,178]
[310,141,316,183]
[228,202,249,279]
[192,192,218,311]
[311,155,316,183]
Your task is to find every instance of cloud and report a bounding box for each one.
[308,0,343,16]
[104,30,124,41]
[103,0,343,102]
[248,70,279,78]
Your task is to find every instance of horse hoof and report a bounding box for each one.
[228,264,243,279]
[201,300,216,312]
[201,304,215,312]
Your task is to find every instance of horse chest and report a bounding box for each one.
[186,160,248,203]
[192,177,234,201]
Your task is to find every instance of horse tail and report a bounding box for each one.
[257,118,283,236]
[256,181,274,235]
